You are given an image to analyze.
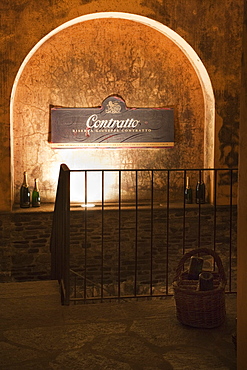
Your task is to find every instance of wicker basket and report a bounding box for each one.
[172,248,227,328]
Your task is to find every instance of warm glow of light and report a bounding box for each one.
[45,150,120,204]
[10,12,215,205]
[70,171,119,203]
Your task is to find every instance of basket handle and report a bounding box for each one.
[173,247,227,283]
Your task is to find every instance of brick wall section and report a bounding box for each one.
[0,205,237,292]
[69,205,237,294]
[0,211,53,282]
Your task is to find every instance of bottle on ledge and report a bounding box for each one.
[32,178,41,207]
[20,171,30,208]
[196,171,205,204]
[185,176,192,204]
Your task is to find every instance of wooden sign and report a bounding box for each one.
[50,96,174,148]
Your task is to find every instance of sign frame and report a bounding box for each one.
[50,96,174,149]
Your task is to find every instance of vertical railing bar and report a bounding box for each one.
[118,171,121,300]
[62,166,70,305]
[101,170,104,301]
[58,170,64,303]
[213,169,217,251]
[213,169,217,271]
[134,170,138,297]
[183,170,187,255]
[197,170,201,248]
[150,170,154,297]
[61,170,65,304]
[50,192,56,279]
[67,169,71,305]
[166,170,170,295]
[84,170,88,303]
[214,169,218,251]
[229,169,233,292]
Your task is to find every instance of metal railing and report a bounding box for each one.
[50,165,238,305]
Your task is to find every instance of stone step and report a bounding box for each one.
[0,280,62,331]
[0,280,60,298]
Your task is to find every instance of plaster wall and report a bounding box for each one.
[0,0,243,210]
[12,16,205,203]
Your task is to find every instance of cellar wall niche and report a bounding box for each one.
[11,13,214,205]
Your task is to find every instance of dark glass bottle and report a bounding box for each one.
[188,256,204,280]
[20,171,30,208]
[198,272,214,290]
[196,172,205,204]
[185,176,192,204]
[32,178,40,207]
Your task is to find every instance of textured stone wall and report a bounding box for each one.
[12,17,204,204]
[69,206,237,296]
[0,211,53,282]
[0,206,237,295]
[0,0,243,211]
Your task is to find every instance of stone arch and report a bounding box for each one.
[10,12,214,204]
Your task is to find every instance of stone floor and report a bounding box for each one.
[0,281,236,369]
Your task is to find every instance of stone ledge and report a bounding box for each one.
[10,202,222,215]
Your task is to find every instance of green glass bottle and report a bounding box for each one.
[32,178,40,207]
[185,176,192,204]
[20,171,30,208]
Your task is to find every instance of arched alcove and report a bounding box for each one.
[10,12,214,204]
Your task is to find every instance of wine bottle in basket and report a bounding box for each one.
[188,256,204,280]
[198,272,214,290]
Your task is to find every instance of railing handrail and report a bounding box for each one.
[50,163,70,305]
[69,167,238,172]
